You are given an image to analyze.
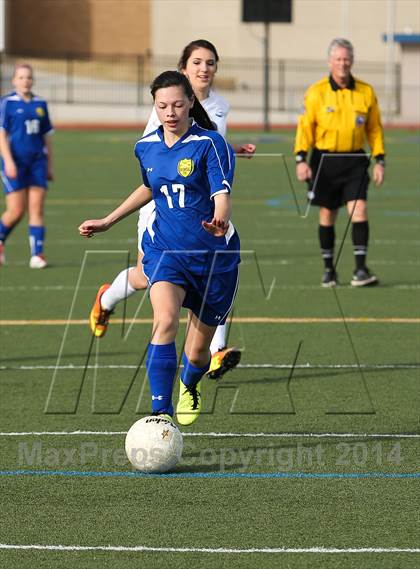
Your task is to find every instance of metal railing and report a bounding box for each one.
[0,52,401,115]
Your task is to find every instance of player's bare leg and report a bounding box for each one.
[0,189,27,265]
[177,311,214,425]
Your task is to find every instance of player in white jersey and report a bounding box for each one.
[88,40,255,379]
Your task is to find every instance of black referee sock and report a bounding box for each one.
[352,221,369,270]
[318,225,335,270]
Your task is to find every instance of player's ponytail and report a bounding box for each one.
[150,70,216,131]
[190,97,216,131]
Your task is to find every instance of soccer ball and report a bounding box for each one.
[125,416,183,473]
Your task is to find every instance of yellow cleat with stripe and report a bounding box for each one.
[89,283,112,338]
[207,346,241,380]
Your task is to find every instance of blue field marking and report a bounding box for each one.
[0,469,419,480]
[265,197,296,210]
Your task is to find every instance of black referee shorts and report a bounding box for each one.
[308,149,370,210]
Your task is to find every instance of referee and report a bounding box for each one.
[294,38,385,287]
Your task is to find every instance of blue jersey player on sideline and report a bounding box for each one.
[79,71,240,427]
[0,64,54,268]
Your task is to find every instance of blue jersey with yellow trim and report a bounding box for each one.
[0,91,53,160]
[134,122,240,275]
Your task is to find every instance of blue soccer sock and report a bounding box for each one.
[0,220,13,243]
[181,352,210,388]
[146,342,177,416]
[29,225,45,256]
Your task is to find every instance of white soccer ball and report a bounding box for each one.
[125,416,183,473]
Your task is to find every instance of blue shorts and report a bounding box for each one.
[1,155,48,194]
[142,248,239,327]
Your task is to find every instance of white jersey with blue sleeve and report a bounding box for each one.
[0,92,53,160]
[135,122,239,275]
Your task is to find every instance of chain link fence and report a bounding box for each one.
[0,52,401,116]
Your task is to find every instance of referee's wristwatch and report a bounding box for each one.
[374,154,385,167]
[295,152,307,164]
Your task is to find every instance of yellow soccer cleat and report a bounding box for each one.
[176,380,202,426]
[151,413,174,424]
[89,283,112,338]
[207,346,241,380]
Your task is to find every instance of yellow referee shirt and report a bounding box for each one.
[294,75,385,158]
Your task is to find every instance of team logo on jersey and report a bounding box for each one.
[326,106,335,113]
[177,158,194,177]
[35,107,45,117]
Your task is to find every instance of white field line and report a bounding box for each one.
[251,259,420,266]
[1,284,420,291]
[0,544,418,554]
[0,317,419,325]
[5,259,420,268]
[4,237,420,247]
[241,239,420,246]
[0,363,418,371]
[29,238,420,246]
[0,431,418,439]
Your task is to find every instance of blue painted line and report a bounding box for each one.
[266,198,282,207]
[0,469,419,480]
[265,197,296,210]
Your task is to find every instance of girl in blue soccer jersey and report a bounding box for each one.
[0,64,54,268]
[79,71,240,426]
[89,39,254,381]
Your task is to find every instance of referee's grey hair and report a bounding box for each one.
[328,38,354,61]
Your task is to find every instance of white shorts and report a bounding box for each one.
[137,200,156,253]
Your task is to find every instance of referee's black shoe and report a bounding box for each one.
[321,268,338,288]
[351,267,378,287]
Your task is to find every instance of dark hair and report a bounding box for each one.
[150,70,215,131]
[178,39,219,71]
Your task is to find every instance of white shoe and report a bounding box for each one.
[29,255,48,269]
[0,242,5,266]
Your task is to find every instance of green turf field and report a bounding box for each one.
[0,128,419,568]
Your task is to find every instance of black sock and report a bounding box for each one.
[319,225,335,270]
[352,221,369,270]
